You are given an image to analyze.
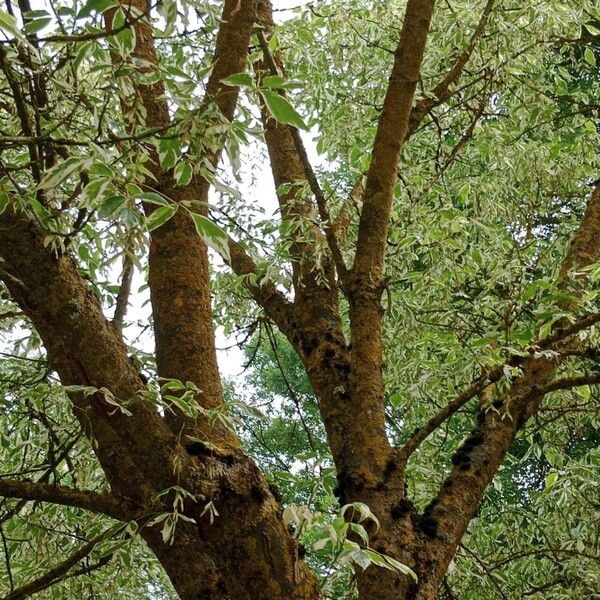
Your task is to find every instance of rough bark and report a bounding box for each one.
[1,0,598,598]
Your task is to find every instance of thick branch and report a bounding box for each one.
[352,0,435,279]
[413,181,600,598]
[0,479,128,520]
[537,373,600,395]
[256,31,348,280]
[399,308,600,459]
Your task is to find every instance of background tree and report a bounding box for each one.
[0,0,599,599]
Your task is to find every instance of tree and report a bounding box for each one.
[0,0,598,598]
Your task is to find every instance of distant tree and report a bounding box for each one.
[0,1,599,599]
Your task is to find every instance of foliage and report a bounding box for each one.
[0,0,599,598]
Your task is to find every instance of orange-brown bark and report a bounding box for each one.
[2,0,599,597]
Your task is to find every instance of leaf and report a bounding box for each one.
[188,212,230,262]
[98,195,127,219]
[584,47,596,66]
[77,0,117,18]
[231,400,266,420]
[261,75,287,88]
[260,90,308,130]
[221,72,253,88]
[39,157,92,189]
[157,138,180,171]
[584,23,600,36]
[138,191,169,206]
[174,161,193,186]
[0,9,19,37]
[313,537,330,551]
[24,17,52,34]
[545,471,558,489]
[146,204,178,231]
[577,384,591,400]
[0,192,8,215]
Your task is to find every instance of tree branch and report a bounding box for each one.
[537,373,600,395]
[0,479,130,520]
[406,0,496,138]
[112,252,133,331]
[1,530,111,600]
[256,31,348,280]
[352,0,435,279]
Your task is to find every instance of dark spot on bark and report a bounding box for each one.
[451,451,464,465]
[475,469,482,477]
[300,338,317,357]
[384,457,398,477]
[375,544,385,553]
[394,577,401,588]
[340,390,351,401]
[477,410,486,424]
[422,498,437,514]
[493,399,503,409]
[298,543,306,559]
[251,483,266,503]
[443,480,453,488]
[184,442,210,457]
[323,347,335,360]
[464,432,484,448]
[483,459,490,466]
[419,515,438,539]
[391,499,413,520]
[336,361,351,374]
[325,331,335,342]
[459,461,471,471]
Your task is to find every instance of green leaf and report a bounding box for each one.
[577,384,591,400]
[260,90,308,130]
[545,471,558,489]
[77,0,117,18]
[0,9,20,37]
[221,73,253,88]
[584,22,600,36]
[24,17,52,34]
[188,212,230,262]
[157,138,180,171]
[39,157,92,189]
[98,195,127,219]
[174,162,193,186]
[138,192,169,206]
[584,47,596,66]
[261,75,287,88]
[146,204,178,231]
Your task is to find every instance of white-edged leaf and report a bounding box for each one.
[147,204,178,231]
[221,72,253,88]
[138,191,170,206]
[174,161,193,186]
[0,192,8,215]
[188,212,230,262]
[0,9,20,37]
[39,157,92,189]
